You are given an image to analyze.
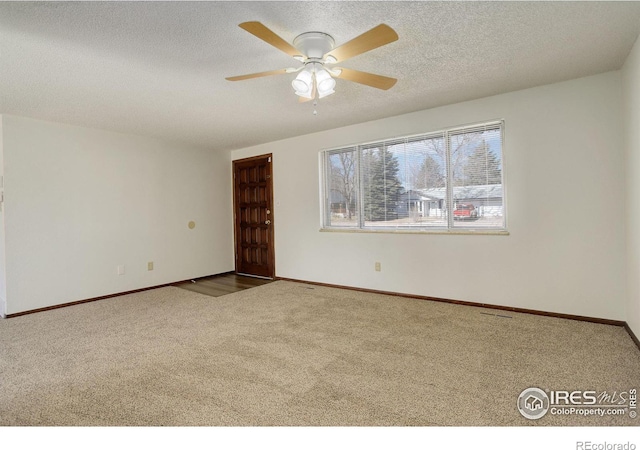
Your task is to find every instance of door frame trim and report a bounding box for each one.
[232,153,275,279]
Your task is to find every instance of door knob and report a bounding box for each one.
[265,220,271,225]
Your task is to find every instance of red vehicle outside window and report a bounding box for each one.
[453,203,478,220]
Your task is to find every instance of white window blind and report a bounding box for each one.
[449,124,504,229]
[326,147,358,227]
[322,121,505,232]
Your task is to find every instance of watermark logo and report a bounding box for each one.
[518,387,637,420]
[577,442,636,450]
[517,387,550,419]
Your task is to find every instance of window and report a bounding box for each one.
[322,121,505,232]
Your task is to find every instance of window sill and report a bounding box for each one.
[319,227,509,236]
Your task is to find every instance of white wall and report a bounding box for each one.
[2,115,234,315]
[623,36,640,339]
[233,72,626,321]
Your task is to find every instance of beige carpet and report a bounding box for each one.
[0,280,638,426]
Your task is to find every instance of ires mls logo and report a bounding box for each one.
[518,387,638,420]
[518,387,550,419]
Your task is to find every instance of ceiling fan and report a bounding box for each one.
[226,22,398,101]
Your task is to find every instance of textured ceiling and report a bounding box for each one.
[1,1,640,152]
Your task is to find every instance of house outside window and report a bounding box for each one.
[321,120,506,232]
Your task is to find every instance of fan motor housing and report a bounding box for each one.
[293,32,335,59]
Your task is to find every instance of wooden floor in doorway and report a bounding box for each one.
[174,273,273,298]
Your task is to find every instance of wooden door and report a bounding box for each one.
[233,154,275,278]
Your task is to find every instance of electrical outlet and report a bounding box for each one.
[148,261,154,271]
[375,262,381,272]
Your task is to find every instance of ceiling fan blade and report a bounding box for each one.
[226,69,289,82]
[335,68,397,90]
[239,22,301,58]
[324,24,398,63]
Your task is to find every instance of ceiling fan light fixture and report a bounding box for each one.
[291,69,313,93]
[315,67,336,96]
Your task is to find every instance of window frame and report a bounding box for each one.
[320,120,508,234]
